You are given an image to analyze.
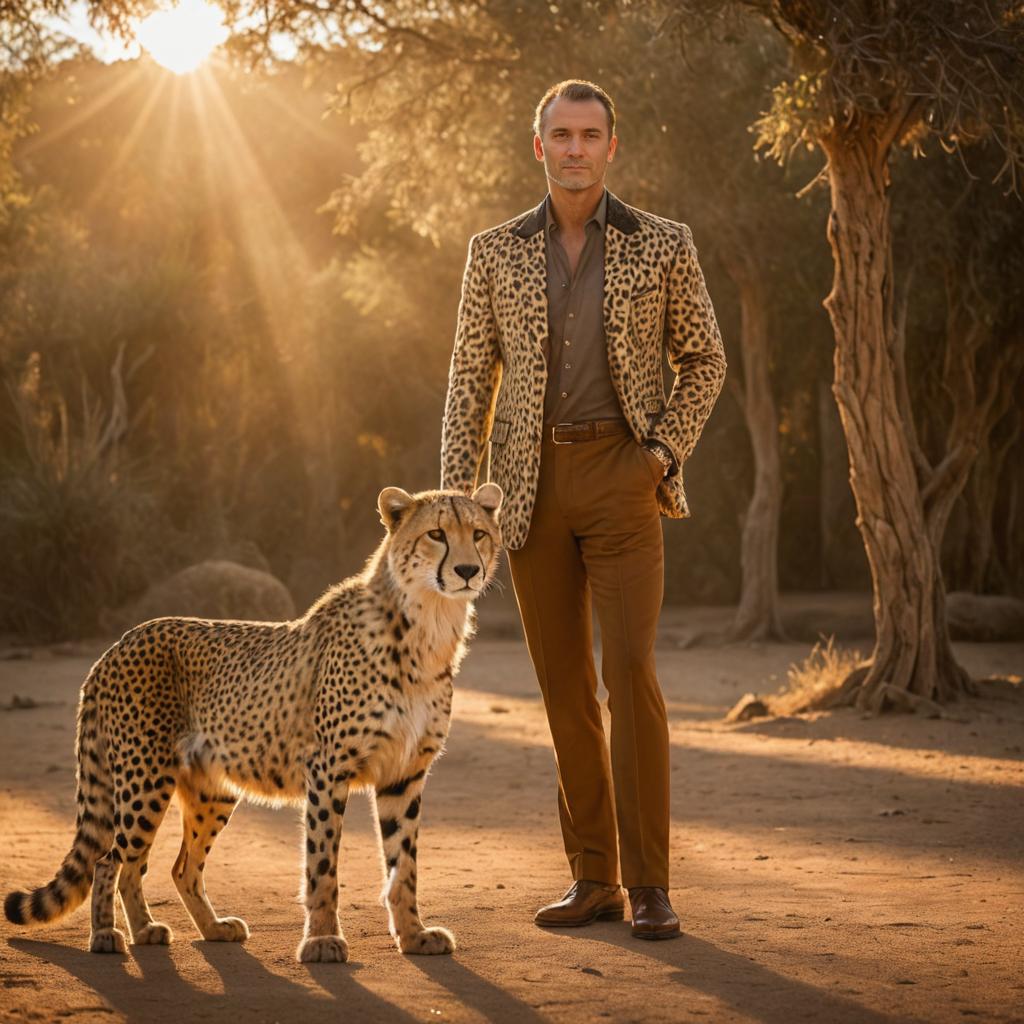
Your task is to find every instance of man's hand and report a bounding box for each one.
[643,440,674,479]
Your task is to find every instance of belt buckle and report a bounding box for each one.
[552,422,576,445]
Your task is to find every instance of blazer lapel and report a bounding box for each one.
[603,192,642,344]
[512,199,549,358]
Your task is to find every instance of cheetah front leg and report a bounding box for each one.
[375,770,454,956]
[296,760,350,963]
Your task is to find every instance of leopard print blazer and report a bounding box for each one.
[440,191,726,551]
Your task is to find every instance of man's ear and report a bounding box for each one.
[472,482,503,518]
[378,487,416,531]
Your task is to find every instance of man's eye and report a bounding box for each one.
[473,529,486,541]
[428,529,445,541]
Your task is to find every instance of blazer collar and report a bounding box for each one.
[514,190,639,239]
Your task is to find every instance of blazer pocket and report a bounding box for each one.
[489,419,511,445]
[631,284,659,303]
[644,397,665,414]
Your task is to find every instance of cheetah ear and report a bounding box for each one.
[471,482,503,519]
[378,487,416,532]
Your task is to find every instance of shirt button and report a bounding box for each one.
[568,313,575,319]
[564,340,571,346]
[561,391,568,399]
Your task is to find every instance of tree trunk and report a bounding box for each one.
[723,252,786,642]
[818,120,971,712]
[817,377,869,590]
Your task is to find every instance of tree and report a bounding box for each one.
[890,147,1024,597]
[684,0,1024,710]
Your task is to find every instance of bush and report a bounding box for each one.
[0,353,165,640]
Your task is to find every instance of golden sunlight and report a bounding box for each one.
[135,0,228,75]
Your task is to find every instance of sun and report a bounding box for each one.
[135,0,229,75]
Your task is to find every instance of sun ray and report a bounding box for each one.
[183,69,319,439]
[20,64,148,159]
[83,71,170,214]
[200,71,314,322]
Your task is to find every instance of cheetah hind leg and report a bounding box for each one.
[119,855,173,946]
[89,852,127,954]
[172,783,248,942]
[117,781,177,945]
[92,754,176,954]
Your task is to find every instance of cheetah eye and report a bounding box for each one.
[428,529,445,542]
[473,529,487,542]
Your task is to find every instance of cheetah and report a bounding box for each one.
[4,484,502,962]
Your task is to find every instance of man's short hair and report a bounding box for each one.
[533,80,616,138]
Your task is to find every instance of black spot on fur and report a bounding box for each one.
[378,771,424,798]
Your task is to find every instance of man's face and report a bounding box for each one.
[534,97,617,192]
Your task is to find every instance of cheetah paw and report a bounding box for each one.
[132,922,173,945]
[203,917,249,942]
[297,935,349,963]
[89,927,128,954]
[399,926,456,956]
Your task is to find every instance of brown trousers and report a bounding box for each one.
[507,427,670,890]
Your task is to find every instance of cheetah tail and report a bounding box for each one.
[4,683,114,927]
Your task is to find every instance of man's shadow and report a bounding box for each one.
[577,928,921,1024]
[11,937,419,1024]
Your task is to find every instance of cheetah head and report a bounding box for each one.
[377,484,503,600]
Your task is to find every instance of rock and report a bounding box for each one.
[212,539,272,575]
[725,693,771,722]
[946,592,1024,642]
[107,560,296,632]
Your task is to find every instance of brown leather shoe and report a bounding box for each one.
[628,887,680,940]
[535,880,625,927]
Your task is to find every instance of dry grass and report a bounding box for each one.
[770,635,864,715]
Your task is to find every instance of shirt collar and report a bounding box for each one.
[544,189,609,234]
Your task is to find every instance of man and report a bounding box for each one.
[440,80,725,940]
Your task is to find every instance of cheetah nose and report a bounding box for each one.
[454,564,480,581]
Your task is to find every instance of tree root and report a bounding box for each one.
[861,683,945,717]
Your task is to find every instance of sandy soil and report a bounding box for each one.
[1,598,1022,1024]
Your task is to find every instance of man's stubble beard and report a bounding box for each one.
[544,157,604,192]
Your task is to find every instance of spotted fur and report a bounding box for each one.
[441,191,726,550]
[4,484,503,962]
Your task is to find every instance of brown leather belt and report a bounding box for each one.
[549,419,631,445]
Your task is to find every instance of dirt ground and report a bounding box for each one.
[1,595,1022,1024]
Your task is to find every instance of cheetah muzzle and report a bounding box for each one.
[4,484,503,962]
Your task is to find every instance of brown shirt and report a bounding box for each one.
[543,190,624,426]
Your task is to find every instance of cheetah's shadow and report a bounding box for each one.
[10,937,418,1023]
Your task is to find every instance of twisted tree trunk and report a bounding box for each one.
[818,117,971,712]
